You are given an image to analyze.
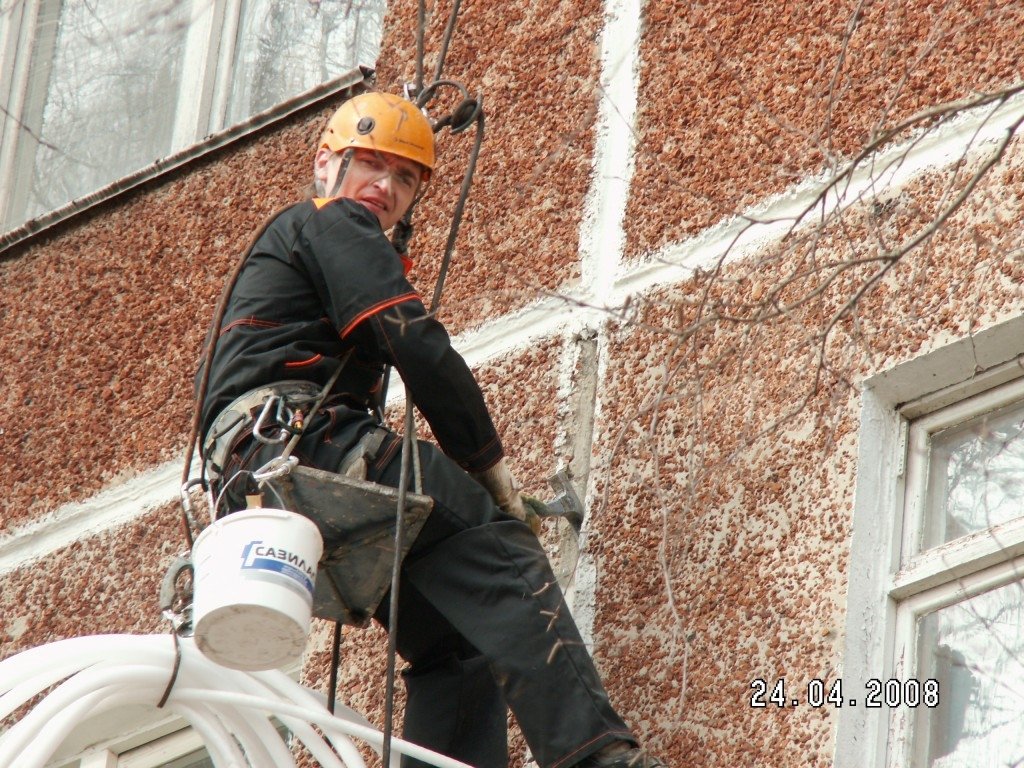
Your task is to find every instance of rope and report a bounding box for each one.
[327,621,343,714]
[181,203,295,548]
[433,0,466,85]
[184,200,350,540]
[381,393,419,768]
[156,632,182,708]
[429,102,484,313]
[378,9,483,757]
[415,0,426,95]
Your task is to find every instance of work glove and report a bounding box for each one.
[520,495,547,536]
[472,458,543,534]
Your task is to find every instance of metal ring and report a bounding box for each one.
[251,455,299,483]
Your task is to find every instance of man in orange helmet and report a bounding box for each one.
[198,91,663,768]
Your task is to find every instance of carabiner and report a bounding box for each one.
[253,396,288,445]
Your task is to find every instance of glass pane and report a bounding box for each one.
[13,0,190,224]
[224,0,385,127]
[154,748,212,768]
[922,400,1024,548]
[912,580,1024,767]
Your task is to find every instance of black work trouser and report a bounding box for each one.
[227,406,634,768]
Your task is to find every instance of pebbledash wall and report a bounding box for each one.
[2,1,1024,767]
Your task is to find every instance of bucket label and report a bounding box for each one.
[240,540,316,597]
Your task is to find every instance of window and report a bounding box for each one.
[892,380,1024,767]
[838,321,1024,768]
[110,725,210,768]
[0,0,384,233]
[52,722,209,768]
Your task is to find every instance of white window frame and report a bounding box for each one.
[47,713,208,768]
[0,0,55,223]
[57,716,294,768]
[836,313,1024,768]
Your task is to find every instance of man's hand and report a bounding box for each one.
[520,495,547,536]
[472,458,543,534]
[472,457,524,518]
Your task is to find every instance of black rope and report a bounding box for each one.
[375,366,393,424]
[327,620,343,714]
[378,84,484,408]
[429,102,484,313]
[433,0,466,85]
[180,203,295,548]
[381,394,419,768]
[415,0,426,95]
[377,57,486,766]
[156,632,183,709]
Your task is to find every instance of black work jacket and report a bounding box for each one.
[197,197,503,474]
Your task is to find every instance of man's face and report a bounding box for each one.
[315,148,422,231]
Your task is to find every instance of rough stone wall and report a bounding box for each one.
[627,0,1024,256]
[1,506,178,655]
[374,0,604,334]
[2,0,1024,766]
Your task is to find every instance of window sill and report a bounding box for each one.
[0,67,373,259]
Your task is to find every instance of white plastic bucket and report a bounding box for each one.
[192,508,323,671]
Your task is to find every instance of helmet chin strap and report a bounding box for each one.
[325,150,352,199]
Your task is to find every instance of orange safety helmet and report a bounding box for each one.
[320,92,435,182]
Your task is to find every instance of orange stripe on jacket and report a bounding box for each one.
[340,292,420,338]
[284,354,324,368]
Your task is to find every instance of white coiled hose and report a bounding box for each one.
[0,634,471,768]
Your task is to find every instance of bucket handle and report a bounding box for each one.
[159,555,194,632]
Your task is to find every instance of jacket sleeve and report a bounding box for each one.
[298,199,504,472]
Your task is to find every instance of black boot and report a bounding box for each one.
[576,745,668,768]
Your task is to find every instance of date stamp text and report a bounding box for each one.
[750,677,939,709]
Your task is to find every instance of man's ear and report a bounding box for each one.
[313,147,333,187]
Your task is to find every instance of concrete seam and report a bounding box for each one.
[578,0,643,298]
[459,89,1024,364]
[0,457,199,576]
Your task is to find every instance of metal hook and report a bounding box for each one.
[253,396,288,444]
[159,555,194,633]
[251,455,299,484]
[179,478,209,535]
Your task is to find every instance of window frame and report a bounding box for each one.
[48,714,205,768]
[896,378,1024,600]
[0,0,54,226]
[835,314,1024,768]
[889,551,1024,767]
[57,716,294,768]
[0,0,379,246]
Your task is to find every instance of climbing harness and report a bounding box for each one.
[202,381,323,489]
